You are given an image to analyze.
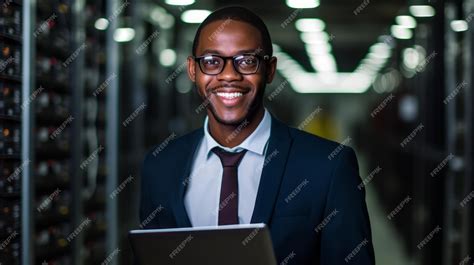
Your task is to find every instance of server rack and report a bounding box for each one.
[360,1,473,264]
[358,2,447,264]
[33,1,75,263]
[0,1,23,265]
[1,0,118,264]
[77,0,112,264]
[443,0,473,264]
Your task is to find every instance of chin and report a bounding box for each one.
[215,112,248,126]
[210,107,249,126]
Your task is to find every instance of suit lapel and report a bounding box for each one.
[171,128,203,228]
[171,114,293,227]
[251,115,292,224]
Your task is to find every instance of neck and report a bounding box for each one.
[207,107,265,148]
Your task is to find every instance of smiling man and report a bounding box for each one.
[140,6,375,265]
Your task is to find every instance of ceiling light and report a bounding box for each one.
[181,10,211,23]
[295,18,325,32]
[273,50,375,93]
[402,47,421,69]
[286,0,319,9]
[395,15,417,28]
[300,32,329,44]
[311,54,337,72]
[150,7,175,29]
[451,20,468,32]
[391,25,413,39]
[165,0,195,6]
[160,49,177,66]
[94,18,109,30]
[113,28,135,42]
[369,43,391,59]
[306,43,332,54]
[409,5,435,18]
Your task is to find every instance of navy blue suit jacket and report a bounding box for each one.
[140,114,375,265]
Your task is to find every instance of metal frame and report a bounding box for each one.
[21,0,35,264]
[105,0,119,263]
[462,0,473,258]
[443,4,457,265]
[70,0,86,264]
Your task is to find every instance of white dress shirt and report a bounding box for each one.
[184,108,272,226]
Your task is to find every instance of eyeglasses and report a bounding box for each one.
[193,53,270,75]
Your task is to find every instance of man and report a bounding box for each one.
[140,6,375,264]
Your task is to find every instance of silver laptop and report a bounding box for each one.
[129,223,277,265]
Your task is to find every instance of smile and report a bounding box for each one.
[212,90,248,107]
[216,92,244,99]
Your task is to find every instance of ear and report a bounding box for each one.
[265,56,277,84]
[187,56,196,83]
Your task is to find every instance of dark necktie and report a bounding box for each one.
[212,147,247,225]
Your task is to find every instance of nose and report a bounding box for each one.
[217,58,243,82]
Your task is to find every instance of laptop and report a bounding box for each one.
[129,223,277,265]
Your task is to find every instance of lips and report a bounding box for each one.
[212,89,248,107]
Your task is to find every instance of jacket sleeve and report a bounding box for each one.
[319,147,375,265]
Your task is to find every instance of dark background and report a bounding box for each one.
[0,0,473,264]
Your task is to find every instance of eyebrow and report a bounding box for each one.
[198,49,260,56]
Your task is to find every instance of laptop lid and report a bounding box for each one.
[129,223,277,265]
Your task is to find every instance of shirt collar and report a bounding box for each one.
[203,108,271,158]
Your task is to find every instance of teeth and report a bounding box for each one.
[216,92,243,99]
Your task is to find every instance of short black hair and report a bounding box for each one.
[192,6,273,57]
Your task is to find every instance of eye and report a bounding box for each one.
[201,56,221,67]
[237,56,258,67]
[238,56,257,66]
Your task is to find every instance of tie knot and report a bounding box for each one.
[212,147,247,167]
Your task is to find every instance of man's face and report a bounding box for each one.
[187,20,277,126]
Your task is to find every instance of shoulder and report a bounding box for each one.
[286,126,356,162]
[142,128,203,168]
